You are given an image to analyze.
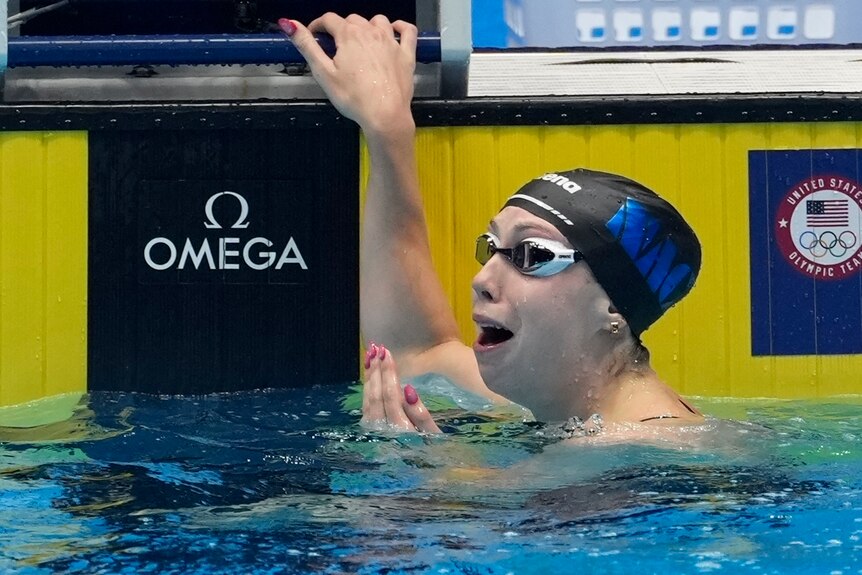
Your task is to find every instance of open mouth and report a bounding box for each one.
[477,324,515,347]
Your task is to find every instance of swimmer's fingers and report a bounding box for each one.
[391,20,418,62]
[279,18,336,78]
[402,385,441,434]
[360,344,385,425]
[379,347,414,431]
[359,344,438,434]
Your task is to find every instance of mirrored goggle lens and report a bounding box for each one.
[475,234,557,272]
[516,240,555,270]
[475,234,496,265]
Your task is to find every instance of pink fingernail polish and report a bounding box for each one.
[404,384,419,405]
[364,351,372,370]
[278,18,297,37]
[380,346,387,360]
[369,344,378,359]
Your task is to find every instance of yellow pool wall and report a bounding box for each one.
[2,122,862,407]
[0,131,88,407]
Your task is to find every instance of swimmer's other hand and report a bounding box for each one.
[361,343,441,434]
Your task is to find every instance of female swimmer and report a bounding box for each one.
[279,14,703,435]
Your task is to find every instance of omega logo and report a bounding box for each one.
[144,191,308,271]
[204,190,250,229]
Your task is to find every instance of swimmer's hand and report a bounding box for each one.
[361,343,441,434]
[279,14,417,135]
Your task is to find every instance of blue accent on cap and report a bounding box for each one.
[606,199,695,310]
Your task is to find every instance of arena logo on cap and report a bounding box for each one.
[775,175,862,280]
[541,173,582,194]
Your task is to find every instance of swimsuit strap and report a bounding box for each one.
[639,414,680,423]
[639,399,699,422]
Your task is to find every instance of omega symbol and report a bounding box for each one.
[204,191,250,229]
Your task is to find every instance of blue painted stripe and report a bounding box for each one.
[748,151,772,355]
[778,25,795,36]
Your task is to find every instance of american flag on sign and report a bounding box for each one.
[806,199,849,227]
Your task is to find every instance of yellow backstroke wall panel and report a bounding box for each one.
[677,126,729,397]
[360,122,862,398]
[0,132,88,406]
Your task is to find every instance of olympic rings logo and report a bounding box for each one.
[798,230,858,258]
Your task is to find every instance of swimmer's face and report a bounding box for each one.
[471,207,616,420]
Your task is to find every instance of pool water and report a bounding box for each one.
[1,379,860,574]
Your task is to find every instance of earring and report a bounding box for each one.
[610,321,620,335]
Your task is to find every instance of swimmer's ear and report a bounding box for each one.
[606,304,628,337]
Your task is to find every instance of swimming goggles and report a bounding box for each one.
[475,233,583,277]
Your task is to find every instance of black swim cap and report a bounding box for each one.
[503,168,701,336]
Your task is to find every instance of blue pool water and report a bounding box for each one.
[1,380,860,574]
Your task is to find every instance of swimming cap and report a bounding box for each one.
[503,168,701,336]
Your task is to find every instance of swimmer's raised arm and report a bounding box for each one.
[283,14,502,401]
